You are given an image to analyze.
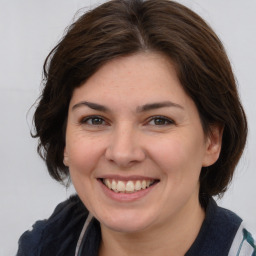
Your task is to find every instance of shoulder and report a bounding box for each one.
[211,199,243,234]
[228,222,256,256]
[187,198,243,256]
[16,195,88,256]
[202,199,256,255]
[213,200,256,255]
[188,198,256,256]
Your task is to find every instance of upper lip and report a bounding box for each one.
[98,175,160,181]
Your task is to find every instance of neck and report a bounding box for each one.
[99,196,205,256]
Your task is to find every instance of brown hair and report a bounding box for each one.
[33,0,247,198]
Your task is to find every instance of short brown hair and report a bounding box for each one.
[33,0,247,198]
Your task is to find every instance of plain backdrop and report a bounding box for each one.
[0,0,255,255]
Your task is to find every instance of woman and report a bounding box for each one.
[17,0,255,255]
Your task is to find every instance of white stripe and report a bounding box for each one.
[75,213,93,256]
[228,222,255,256]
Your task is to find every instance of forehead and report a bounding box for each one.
[70,52,191,107]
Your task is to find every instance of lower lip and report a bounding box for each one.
[98,180,158,202]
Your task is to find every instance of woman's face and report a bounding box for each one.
[64,53,220,233]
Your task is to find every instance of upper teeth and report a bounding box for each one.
[103,179,154,193]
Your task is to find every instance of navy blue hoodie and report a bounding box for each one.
[16,195,255,256]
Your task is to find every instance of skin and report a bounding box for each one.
[64,52,222,256]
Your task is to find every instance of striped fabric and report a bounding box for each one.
[228,223,256,256]
[16,195,255,256]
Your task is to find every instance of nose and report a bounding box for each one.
[105,124,146,168]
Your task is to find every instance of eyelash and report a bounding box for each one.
[80,115,174,127]
[146,116,175,126]
[80,115,108,126]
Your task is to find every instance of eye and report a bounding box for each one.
[147,116,174,126]
[80,116,107,126]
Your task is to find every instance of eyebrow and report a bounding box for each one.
[72,101,110,112]
[72,100,184,112]
[136,101,184,112]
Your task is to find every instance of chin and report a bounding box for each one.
[98,210,156,233]
[103,221,150,233]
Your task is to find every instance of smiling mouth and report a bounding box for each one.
[100,178,159,193]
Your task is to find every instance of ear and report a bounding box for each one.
[202,124,224,167]
[63,147,69,167]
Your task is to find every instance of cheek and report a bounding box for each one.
[66,136,105,208]
[149,136,186,167]
[66,134,106,176]
[148,134,204,179]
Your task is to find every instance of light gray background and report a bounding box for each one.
[0,0,255,255]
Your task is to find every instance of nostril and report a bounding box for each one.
[105,144,146,167]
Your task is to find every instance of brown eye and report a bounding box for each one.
[148,116,174,126]
[91,117,104,125]
[81,116,106,126]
